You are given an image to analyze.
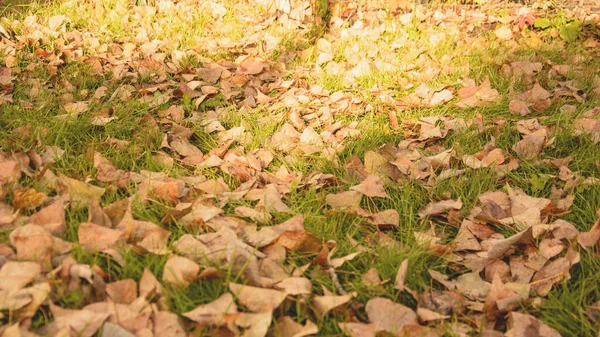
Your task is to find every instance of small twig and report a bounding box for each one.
[327,254,347,295]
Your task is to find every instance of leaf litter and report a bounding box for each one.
[0,0,599,336]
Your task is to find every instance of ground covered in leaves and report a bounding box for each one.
[1,0,600,336]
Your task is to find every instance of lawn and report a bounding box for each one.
[0,0,599,336]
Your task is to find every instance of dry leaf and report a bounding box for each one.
[394,259,409,291]
[183,293,238,325]
[12,188,46,210]
[27,199,66,236]
[50,304,109,337]
[105,279,137,304]
[326,190,362,210]
[162,255,199,287]
[78,222,124,252]
[366,297,418,333]
[338,323,377,337]
[578,210,600,249]
[154,311,187,337]
[419,199,462,218]
[351,175,389,198]
[512,128,547,160]
[505,312,561,337]
[313,292,355,318]
[229,283,286,312]
[275,316,319,337]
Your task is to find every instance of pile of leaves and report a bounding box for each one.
[1,0,600,336]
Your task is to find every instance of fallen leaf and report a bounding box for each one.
[235,311,272,337]
[183,293,238,325]
[58,173,105,209]
[505,312,561,337]
[394,259,409,291]
[229,283,286,312]
[153,311,187,337]
[418,199,462,218]
[512,128,547,160]
[162,255,199,287]
[456,78,500,108]
[275,316,319,337]
[0,261,40,292]
[338,323,377,337]
[367,209,400,229]
[9,224,53,263]
[78,222,124,252]
[105,279,137,304]
[455,272,491,301]
[27,199,65,236]
[12,188,46,210]
[351,175,389,198]
[578,210,600,249]
[274,277,312,296]
[313,292,355,318]
[326,191,362,210]
[366,297,418,334]
[50,304,109,337]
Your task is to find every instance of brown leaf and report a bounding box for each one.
[275,316,319,337]
[27,199,65,236]
[0,261,40,292]
[139,268,162,299]
[455,272,491,301]
[100,322,138,337]
[274,277,312,296]
[361,268,382,285]
[12,188,46,210]
[229,283,286,312]
[78,222,124,252]
[105,279,137,304]
[154,311,187,337]
[351,174,389,198]
[116,206,170,255]
[338,323,377,337]
[512,128,547,160]
[418,198,462,218]
[313,292,355,318]
[578,210,600,249]
[170,138,203,157]
[366,297,418,333]
[483,274,529,323]
[276,230,322,253]
[93,152,129,187]
[454,220,482,252]
[326,191,362,210]
[417,307,450,322]
[239,58,264,75]
[9,224,53,263]
[234,311,272,337]
[456,78,500,108]
[509,99,531,116]
[162,255,199,287]
[183,293,238,325]
[487,227,534,260]
[394,259,409,291]
[0,160,21,186]
[50,304,109,337]
[57,173,105,209]
[531,257,571,296]
[88,197,112,227]
[505,312,561,337]
[235,206,272,224]
[261,184,290,213]
[367,209,399,229]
